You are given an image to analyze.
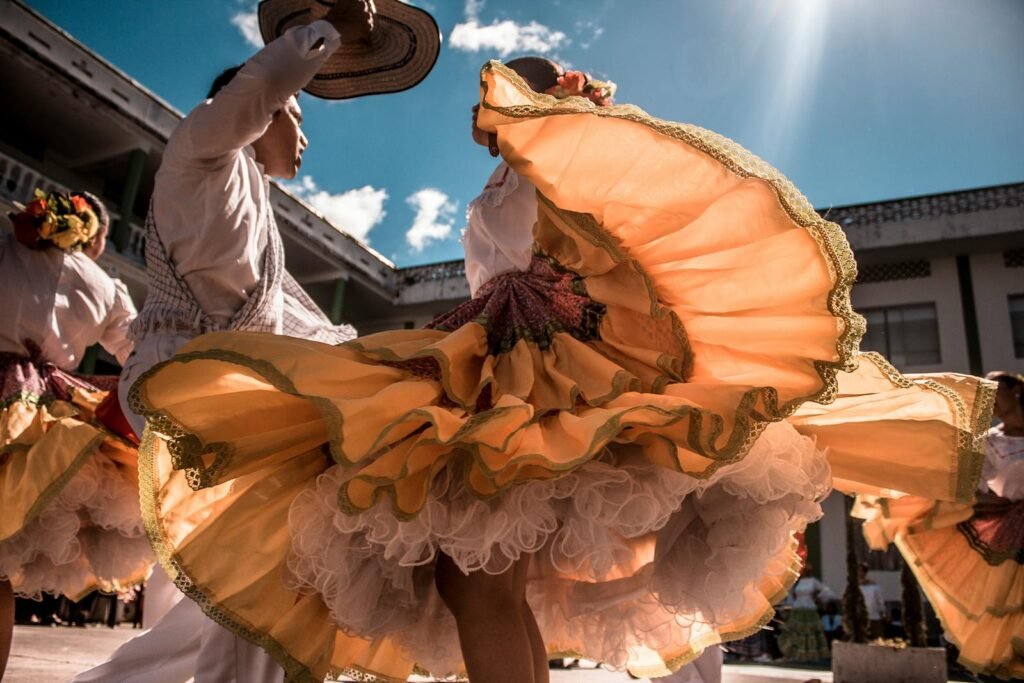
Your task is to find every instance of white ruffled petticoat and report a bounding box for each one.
[0,452,153,599]
[286,421,830,673]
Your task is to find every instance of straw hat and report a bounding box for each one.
[258,0,441,100]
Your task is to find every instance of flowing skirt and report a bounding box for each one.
[130,61,993,682]
[857,494,1024,679]
[0,354,152,599]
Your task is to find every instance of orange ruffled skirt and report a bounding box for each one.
[0,362,153,600]
[857,493,1024,679]
[131,62,993,682]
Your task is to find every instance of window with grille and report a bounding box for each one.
[1010,295,1024,358]
[856,260,931,284]
[861,303,941,367]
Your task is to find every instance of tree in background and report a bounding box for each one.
[901,559,927,647]
[843,513,870,643]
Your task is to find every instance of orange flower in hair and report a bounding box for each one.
[71,195,90,214]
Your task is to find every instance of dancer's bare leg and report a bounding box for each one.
[1,578,13,678]
[515,556,549,683]
[436,552,542,683]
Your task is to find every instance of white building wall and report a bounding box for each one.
[818,492,848,597]
[850,256,970,374]
[971,251,1024,373]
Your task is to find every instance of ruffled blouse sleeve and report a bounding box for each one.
[98,278,137,366]
[463,163,537,296]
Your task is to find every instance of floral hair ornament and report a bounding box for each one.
[9,189,101,252]
[545,70,617,107]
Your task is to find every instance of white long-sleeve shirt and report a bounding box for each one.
[980,425,1024,500]
[0,233,135,369]
[151,20,341,327]
[463,163,538,297]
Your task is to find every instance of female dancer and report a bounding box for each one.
[778,564,832,661]
[128,59,993,682]
[0,190,152,677]
[858,371,1023,680]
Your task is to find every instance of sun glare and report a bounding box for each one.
[755,0,832,162]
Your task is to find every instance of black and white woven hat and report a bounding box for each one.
[258,0,441,100]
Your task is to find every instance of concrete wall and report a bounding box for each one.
[971,251,1024,373]
[850,256,970,374]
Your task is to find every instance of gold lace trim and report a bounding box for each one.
[136,429,324,683]
[128,349,346,491]
[860,351,995,503]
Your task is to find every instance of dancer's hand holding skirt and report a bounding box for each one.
[131,62,994,682]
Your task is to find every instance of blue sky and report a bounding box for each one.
[25,0,1024,267]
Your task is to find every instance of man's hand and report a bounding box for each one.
[324,0,374,45]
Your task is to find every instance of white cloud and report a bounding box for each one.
[450,0,568,57]
[231,9,262,48]
[283,176,388,244]
[405,189,458,252]
[450,20,568,57]
[575,21,604,50]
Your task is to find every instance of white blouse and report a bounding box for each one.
[980,425,1024,501]
[153,20,341,327]
[463,163,538,296]
[0,234,136,370]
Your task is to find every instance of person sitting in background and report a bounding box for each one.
[821,601,843,645]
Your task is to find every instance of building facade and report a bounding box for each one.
[3,0,1022,604]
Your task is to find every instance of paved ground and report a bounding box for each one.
[6,624,836,682]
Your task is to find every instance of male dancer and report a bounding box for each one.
[73,2,372,681]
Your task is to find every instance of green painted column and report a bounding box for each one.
[78,345,99,374]
[330,278,347,325]
[804,520,823,578]
[113,149,147,253]
[955,254,984,375]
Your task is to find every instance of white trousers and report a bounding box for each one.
[70,596,283,683]
[72,334,282,683]
[661,646,723,683]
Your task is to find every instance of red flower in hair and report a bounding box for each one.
[26,197,47,217]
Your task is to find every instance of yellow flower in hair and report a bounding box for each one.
[80,208,100,242]
[38,217,57,238]
[50,225,82,250]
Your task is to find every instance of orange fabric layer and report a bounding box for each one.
[1,390,108,543]
[128,61,995,683]
[1,388,151,597]
[856,496,1024,679]
[790,353,993,503]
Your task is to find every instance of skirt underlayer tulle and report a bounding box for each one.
[287,422,829,674]
[0,450,152,599]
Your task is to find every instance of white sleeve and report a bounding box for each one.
[173,20,341,162]
[98,279,137,366]
[988,459,1024,501]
